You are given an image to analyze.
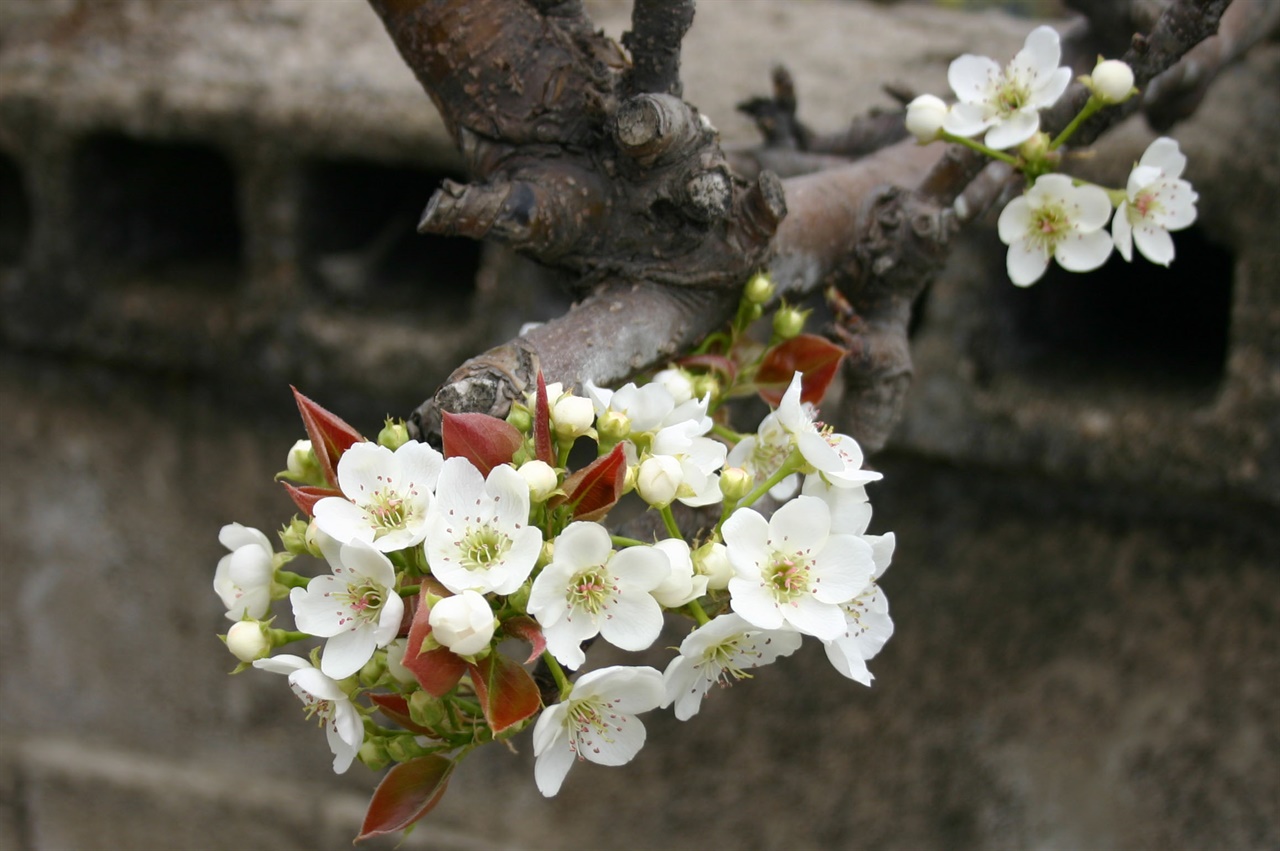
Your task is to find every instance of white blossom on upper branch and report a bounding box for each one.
[1112,137,1199,266]
[998,173,1114,286]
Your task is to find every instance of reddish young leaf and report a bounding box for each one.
[467,653,542,734]
[501,615,547,664]
[402,587,467,696]
[533,371,555,465]
[280,482,343,517]
[291,386,365,488]
[755,334,847,407]
[357,754,454,841]
[675,353,738,384]
[367,693,438,738]
[556,442,627,522]
[441,411,523,476]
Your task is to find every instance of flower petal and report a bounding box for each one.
[997,196,1032,245]
[942,101,993,138]
[533,731,576,796]
[320,627,380,679]
[1055,228,1113,272]
[984,108,1039,151]
[1112,202,1134,261]
[1071,184,1115,231]
[1139,137,1186,178]
[769,495,831,553]
[947,54,1000,103]
[598,590,663,652]
[1007,239,1051,286]
[1133,224,1175,265]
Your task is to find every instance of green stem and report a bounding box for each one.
[275,570,311,589]
[711,422,747,444]
[1050,96,1103,150]
[267,628,310,646]
[686,598,711,626]
[611,535,647,548]
[542,651,573,700]
[659,505,684,540]
[938,130,1020,166]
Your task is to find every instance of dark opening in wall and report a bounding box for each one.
[985,225,1233,398]
[0,152,31,265]
[300,160,480,317]
[72,134,243,289]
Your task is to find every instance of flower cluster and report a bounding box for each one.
[904,25,1198,286]
[212,291,896,839]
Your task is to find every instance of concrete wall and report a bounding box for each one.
[1,2,1276,849]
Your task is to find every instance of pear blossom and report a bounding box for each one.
[428,590,497,656]
[650,538,709,609]
[528,522,668,668]
[943,25,1072,150]
[1112,137,1198,266]
[552,393,597,440]
[214,523,275,621]
[692,541,734,591]
[723,496,875,640]
[253,654,363,773]
[823,531,895,686]
[773,372,883,489]
[313,441,442,552]
[424,457,542,596]
[905,94,949,142]
[998,173,1114,286]
[585,380,677,434]
[290,538,404,679]
[532,665,664,796]
[726,410,799,500]
[649,415,727,507]
[662,613,803,720]
[651,368,695,405]
[517,459,559,503]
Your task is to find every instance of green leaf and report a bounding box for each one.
[357,755,454,841]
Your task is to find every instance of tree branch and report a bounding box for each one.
[622,0,696,98]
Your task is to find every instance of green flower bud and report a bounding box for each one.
[690,374,721,402]
[279,517,310,555]
[283,439,324,486]
[719,466,753,502]
[772,305,808,340]
[597,410,632,442]
[408,690,448,730]
[1018,131,1051,164]
[359,740,391,771]
[506,405,533,434]
[744,271,775,305]
[377,418,411,450]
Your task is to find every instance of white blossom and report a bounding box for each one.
[528,522,667,668]
[651,368,695,405]
[650,538,709,609]
[532,666,664,796]
[823,532,895,686]
[943,25,1072,150]
[552,393,597,440]
[290,539,404,679]
[428,590,497,656]
[313,441,442,552]
[723,496,875,640]
[214,523,275,622]
[1112,137,1198,266]
[254,654,363,773]
[692,541,734,591]
[998,173,1114,286]
[905,94,948,142]
[424,457,543,596]
[774,373,883,488]
[517,460,559,503]
[662,613,803,720]
[636,454,683,508]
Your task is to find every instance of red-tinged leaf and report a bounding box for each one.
[367,693,437,738]
[402,587,467,696]
[441,411,523,476]
[676,353,738,383]
[756,334,847,407]
[281,482,343,517]
[291,386,365,488]
[533,371,555,465]
[357,754,454,841]
[501,615,547,664]
[467,653,542,734]
[557,442,627,521]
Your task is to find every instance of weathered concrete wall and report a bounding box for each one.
[1,2,1276,849]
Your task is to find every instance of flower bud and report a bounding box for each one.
[637,455,683,508]
[518,460,559,503]
[359,740,391,771]
[552,394,596,440]
[719,466,754,502]
[428,590,497,657]
[652,538,709,608]
[383,639,417,684]
[652,368,695,405]
[409,690,448,729]
[692,541,733,591]
[285,439,323,485]
[377,419,411,451]
[279,516,310,555]
[506,405,533,434]
[905,94,948,142]
[1088,59,1135,104]
[225,621,271,663]
[772,305,808,340]
[744,272,775,305]
[597,410,632,443]
[690,374,721,402]
[1018,131,1051,163]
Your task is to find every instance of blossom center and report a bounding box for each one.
[995,78,1030,115]
[567,696,622,757]
[1132,190,1160,220]
[567,566,614,615]
[766,553,812,602]
[337,581,386,627]
[366,489,411,538]
[704,638,754,685]
[459,524,512,571]
[1027,204,1070,249]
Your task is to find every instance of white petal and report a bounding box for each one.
[577,666,664,714]
[534,733,576,796]
[486,463,533,527]
[1020,25,1063,75]
[722,507,770,576]
[824,638,875,686]
[252,654,310,676]
[728,579,785,630]
[947,54,1000,103]
[942,101,993,138]
[320,628,379,679]
[1127,164,1163,198]
[663,656,707,721]
[598,590,664,652]
[1139,137,1186,178]
[769,496,831,553]
[1027,173,1073,204]
[1156,180,1198,229]
[554,521,613,570]
[394,441,444,493]
[1055,228,1113,272]
[219,523,272,554]
[1071,184,1114,231]
[1113,203,1134,261]
[339,539,398,588]
[774,372,806,432]
[1133,224,1175,265]
[532,704,568,756]
[1007,239,1051,286]
[579,710,646,767]
[798,431,843,474]
[984,109,1039,151]
[541,616,594,668]
[312,497,375,546]
[335,443,396,504]
[326,704,363,774]
[290,579,346,638]
[785,594,845,640]
[290,666,346,701]
[1033,66,1072,108]
[612,545,675,592]
[997,196,1032,245]
[810,535,875,603]
[866,531,896,579]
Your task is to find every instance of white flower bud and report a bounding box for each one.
[226,621,270,663]
[652,369,695,405]
[597,410,632,442]
[1089,59,1135,104]
[692,541,733,591]
[637,455,683,508]
[552,394,596,439]
[518,460,559,503]
[285,439,323,484]
[905,94,948,142]
[428,591,497,657]
[719,466,753,502]
[383,639,417,684]
[651,538,708,608]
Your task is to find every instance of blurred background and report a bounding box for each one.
[1,1,1276,848]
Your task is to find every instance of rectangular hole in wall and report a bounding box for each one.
[299,160,480,319]
[71,134,243,290]
[0,151,31,266]
[975,225,1232,402]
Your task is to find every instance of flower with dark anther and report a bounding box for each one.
[290,538,404,679]
[998,173,1114,286]
[424,457,542,596]
[313,441,442,552]
[214,523,276,621]
[773,372,883,489]
[723,496,875,640]
[253,654,363,773]
[528,521,668,668]
[1112,137,1198,266]
[661,613,803,721]
[943,25,1072,150]
[532,665,664,796]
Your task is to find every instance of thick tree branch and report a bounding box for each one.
[622,0,696,98]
